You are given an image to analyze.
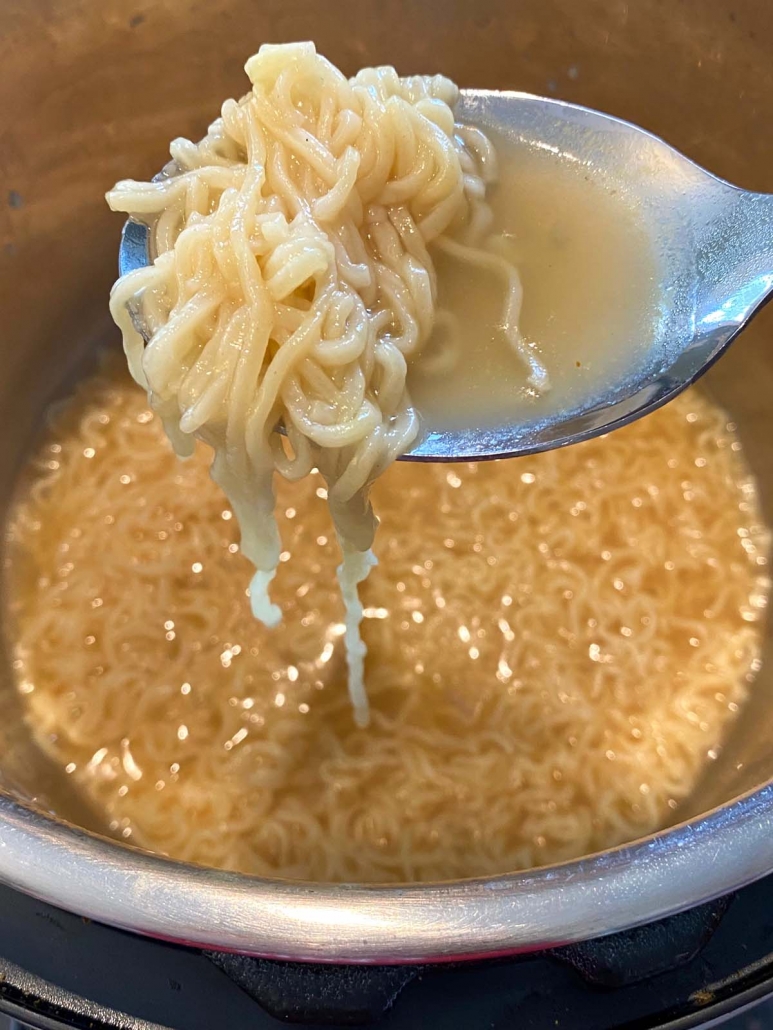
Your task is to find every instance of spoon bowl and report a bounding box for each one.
[118,89,773,462]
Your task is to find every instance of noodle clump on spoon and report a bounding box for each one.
[107,41,544,724]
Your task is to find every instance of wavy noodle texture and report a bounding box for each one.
[106,42,546,725]
[4,361,769,882]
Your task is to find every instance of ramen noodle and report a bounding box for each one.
[4,361,769,882]
[106,42,547,725]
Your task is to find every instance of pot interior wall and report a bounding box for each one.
[0,0,771,842]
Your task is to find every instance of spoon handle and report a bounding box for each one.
[692,186,773,338]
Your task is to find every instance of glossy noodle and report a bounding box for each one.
[106,42,547,725]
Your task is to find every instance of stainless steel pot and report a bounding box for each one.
[1,0,772,964]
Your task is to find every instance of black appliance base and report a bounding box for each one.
[3,874,773,1029]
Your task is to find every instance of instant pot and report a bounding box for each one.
[2,0,773,1025]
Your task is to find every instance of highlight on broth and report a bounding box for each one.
[107,41,547,726]
[4,359,769,882]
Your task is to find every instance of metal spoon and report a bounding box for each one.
[118,89,773,462]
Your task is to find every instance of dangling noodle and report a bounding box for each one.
[106,42,547,725]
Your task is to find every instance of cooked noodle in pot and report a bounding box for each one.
[4,363,768,882]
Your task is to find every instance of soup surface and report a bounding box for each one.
[409,136,661,432]
[2,358,769,882]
